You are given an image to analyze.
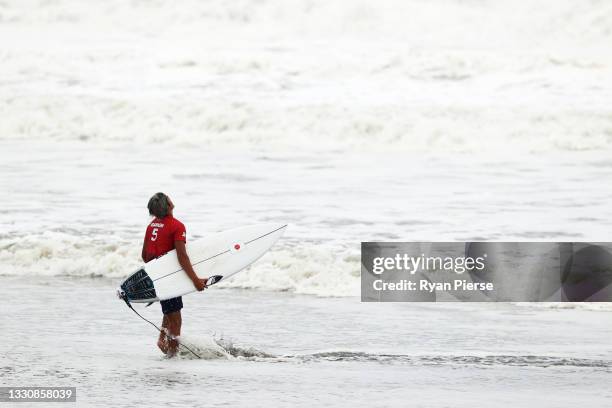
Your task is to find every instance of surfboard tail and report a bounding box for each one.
[120,268,159,303]
[206,275,224,287]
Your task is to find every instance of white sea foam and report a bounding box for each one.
[1,0,611,152]
[0,230,361,296]
[4,229,612,309]
[0,231,141,278]
[514,302,612,312]
[219,246,361,297]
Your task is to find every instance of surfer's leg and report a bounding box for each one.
[159,297,183,357]
[165,311,182,356]
[157,315,169,354]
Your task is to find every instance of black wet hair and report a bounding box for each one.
[147,192,170,218]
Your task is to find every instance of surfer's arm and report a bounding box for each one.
[141,237,154,263]
[175,240,206,291]
[141,237,148,262]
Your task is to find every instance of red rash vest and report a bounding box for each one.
[143,216,186,262]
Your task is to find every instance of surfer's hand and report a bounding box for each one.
[193,278,207,291]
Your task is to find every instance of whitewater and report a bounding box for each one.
[1,0,611,152]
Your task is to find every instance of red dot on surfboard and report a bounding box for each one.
[234,244,240,250]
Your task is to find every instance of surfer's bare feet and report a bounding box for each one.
[157,337,168,354]
[166,335,179,357]
[166,346,177,358]
[157,326,170,354]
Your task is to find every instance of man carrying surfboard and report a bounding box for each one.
[142,192,207,356]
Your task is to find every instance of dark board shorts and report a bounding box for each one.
[160,296,183,315]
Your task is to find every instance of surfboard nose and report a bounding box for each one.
[263,223,288,237]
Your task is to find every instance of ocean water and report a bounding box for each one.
[2,141,612,299]
[1,0,612,406]
[2,276,612,407]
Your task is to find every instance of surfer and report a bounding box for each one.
[142,192,208,356]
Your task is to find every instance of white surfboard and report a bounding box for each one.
[118,223,286,303]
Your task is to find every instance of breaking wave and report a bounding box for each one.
[3,230,612,307]
[0,230,360,297]
[1,0,612,153]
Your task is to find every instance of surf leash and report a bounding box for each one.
[119,294,202,359]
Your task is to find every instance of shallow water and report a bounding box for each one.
[1,277,611,407]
